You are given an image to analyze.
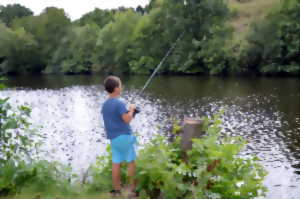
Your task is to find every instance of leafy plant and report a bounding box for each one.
[0,93,40,164]
[0,80,75,198]
[91,112,267,199]
[0,160,75,197]
[85,144,129,195]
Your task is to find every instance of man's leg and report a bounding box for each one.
[112,163,121,191]
[127,161,136,191]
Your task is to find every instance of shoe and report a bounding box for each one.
[110,189,122,197]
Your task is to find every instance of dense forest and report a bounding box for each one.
[0,0,299,76]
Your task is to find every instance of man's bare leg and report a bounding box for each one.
[127,161,136,191]
[112,163,121,191]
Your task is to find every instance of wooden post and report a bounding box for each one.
[180,117,221,190]
[180,117,204,151]
[154,118,204,199]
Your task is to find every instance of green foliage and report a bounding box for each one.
[84,147,113,193]
[46,24,100,74]
[0,0,234,76]
[0,77,6,90]
[92,10,141,74]
[193,25,235,75]
[0,95,40,163]
[12,7,71,72]
[0,160,74,197]
[0,81,75,198]
[85,145,129,195]
[128,0,233,75]
[241,0,300,75]
[91,112,267,199]
[75,8,114,28]
[0,4,33,26]
[1,0,299,76]
[0,22,38,75]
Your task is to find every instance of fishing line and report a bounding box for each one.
[134,31,185,116]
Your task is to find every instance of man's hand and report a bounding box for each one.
[122,104,136,123]
[129,104,137,112]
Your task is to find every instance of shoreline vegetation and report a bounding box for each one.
[0,0,299,77]
[0,80,267,198]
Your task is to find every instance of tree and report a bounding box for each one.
[75,8,114,28]
[0,1,234,75]
[241,0,300,75]
[46,24,100,74]
[13,7,71,72]
[0,22,39,75]
[129,0,231,75]
[92,10,141,74]
[0,4,33,26]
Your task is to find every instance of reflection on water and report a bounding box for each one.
[0,86,163,174]
[2,75,300,199]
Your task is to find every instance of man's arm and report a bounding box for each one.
[122,104,136,123]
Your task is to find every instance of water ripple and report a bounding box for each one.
[1,86,300,198]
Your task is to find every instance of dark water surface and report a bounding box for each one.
[2,75,300,199]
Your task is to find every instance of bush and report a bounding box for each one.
[0,82,40,163]
[0,160,74,197]
[90,112,267,199]
[241,0,300,75]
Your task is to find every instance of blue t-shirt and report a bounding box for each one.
[101,98,132,139]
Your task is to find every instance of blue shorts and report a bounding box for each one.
[110,134,137,164]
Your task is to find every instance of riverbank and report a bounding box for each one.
[228,0,281,40]
[0,96,267,198]
[1,75,300,198]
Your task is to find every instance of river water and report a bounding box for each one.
[1,75,300,199]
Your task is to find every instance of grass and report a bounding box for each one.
[1,186,140,199]
[228,0,281,41]
[2,194,129,199]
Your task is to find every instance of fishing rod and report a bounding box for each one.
[134,31,185,116]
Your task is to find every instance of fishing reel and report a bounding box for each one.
[133,107,141,117]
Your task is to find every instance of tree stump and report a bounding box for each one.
[180,117,204,152]
[154,118,204,199]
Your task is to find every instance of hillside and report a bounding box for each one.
[228,0,281,40]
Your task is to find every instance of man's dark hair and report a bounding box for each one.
[104,76,120,93]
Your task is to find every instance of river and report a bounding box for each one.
[1,75,300,199]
